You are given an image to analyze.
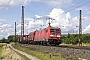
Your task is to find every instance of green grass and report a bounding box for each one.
[15,50,30,60]
[81,43,90,46]
[12,44,66,60]
[61,43,90,46]
[0,43,29,60]
[0,44,3,59]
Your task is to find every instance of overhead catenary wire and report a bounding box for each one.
[61,0,86,13]
[24,7,42,17]
[53,0,90,18]
[24,0,90,20]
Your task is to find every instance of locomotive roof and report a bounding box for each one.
[31,26,60,33]
[47,26,60,29]
[36,26,60,31]
[23,35,29,37]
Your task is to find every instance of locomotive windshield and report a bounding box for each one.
[50,29,60,33]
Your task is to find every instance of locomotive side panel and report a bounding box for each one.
[41,30,46,40]
[45,28,50,40]
[34,31,39,41]
[34,30,47,41]
[28,32,35,44]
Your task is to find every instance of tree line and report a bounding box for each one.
[62,34,90,45]
[0,35,19,43]
[0,34,90,45]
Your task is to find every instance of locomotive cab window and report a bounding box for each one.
[56,30,60,33]
[50,29,55,32]
[50,29,60,33]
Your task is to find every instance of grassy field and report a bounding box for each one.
[12,44,66,60]
[15,50,30,60]
[0,44,3,59]
[61,43,90,46]
[0,43,30,60]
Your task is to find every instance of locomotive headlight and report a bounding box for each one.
[57,35,60,37]
[50,35,54,36]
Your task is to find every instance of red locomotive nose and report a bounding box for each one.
[49,28,61,40]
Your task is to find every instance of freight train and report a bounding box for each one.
[18,25,62,45]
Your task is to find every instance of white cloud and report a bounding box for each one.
[35,15,42,18]
[26,18,44,32]
[24,18,34,21]
[82,16,90,21]
[48,8,72,32]
[43,0,72,8]
[0,18,6,21]
[22,9,90,35]
[1,24,12,28]
[15,17,45,35]
[0,7,90,39]
[42,0,72,8]
[0,18,14,39]
[0,0,31,8]
[22,8,79,34]
[24,8,89,34]
[0,0,72,8]
[16,30,21,35]
[83,24,90,33]
[47,8,90,34]
[87,11,90,14]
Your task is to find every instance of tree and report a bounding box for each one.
[8,35,15,42]
[0,37,6,43]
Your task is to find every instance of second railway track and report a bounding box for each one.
[19,44,90,60]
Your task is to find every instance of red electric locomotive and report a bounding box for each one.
[18,19,62,45]
[28,25,62,45]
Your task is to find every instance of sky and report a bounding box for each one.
[0,0,90,39]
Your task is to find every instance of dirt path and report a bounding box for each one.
[1,44,24,60]
[7,44,40,60]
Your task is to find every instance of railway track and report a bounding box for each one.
[19,44,90,60]
[23,44,90,50]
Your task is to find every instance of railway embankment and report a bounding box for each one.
[22,44,90,60]
[1,44,24,60]
[9,44,40,60]
[13,44,66,60]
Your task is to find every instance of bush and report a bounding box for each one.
[62,34,90,45]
